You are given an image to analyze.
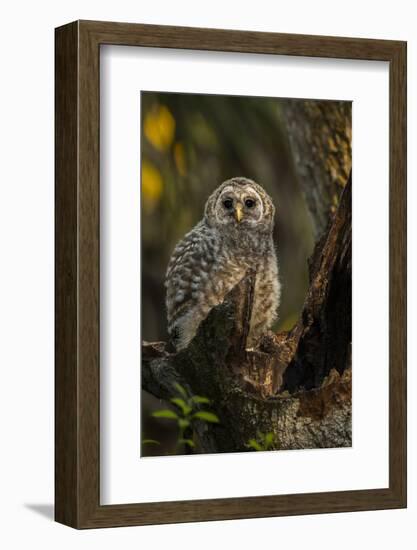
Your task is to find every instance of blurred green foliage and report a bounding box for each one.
[140,92,315,456]
[246,431,277,452]
[142,383,219,456]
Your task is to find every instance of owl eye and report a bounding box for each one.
[223,199,233,209]
[245,198,255,208]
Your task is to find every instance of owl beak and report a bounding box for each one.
[234,203,244,223]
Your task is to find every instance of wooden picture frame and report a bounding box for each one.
[55,20,407,528]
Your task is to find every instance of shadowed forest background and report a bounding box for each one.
[141,91,351,456]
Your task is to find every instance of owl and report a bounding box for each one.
[165,177,281,351]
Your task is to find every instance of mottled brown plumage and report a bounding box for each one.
[165,177,281,350]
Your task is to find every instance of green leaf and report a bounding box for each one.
[178,418,190,429]
[193,411,220,423]
[191,395,211,405]
[179,438,195,448]
[246,439,263,451]
[170,397,192,416]
[173,382,188,398]
[142,439,161,446]
[264,432,274,447]
[152,409,178,420]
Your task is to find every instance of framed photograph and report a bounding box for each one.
[55,20,406,528]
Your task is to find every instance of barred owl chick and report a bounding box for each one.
[165,177,281,350]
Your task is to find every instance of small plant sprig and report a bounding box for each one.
[246,431,276,452]
[152,383,219,453]
[142,439,161,447]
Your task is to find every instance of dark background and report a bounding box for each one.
[141,91,316,455]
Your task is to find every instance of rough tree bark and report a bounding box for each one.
[142,100,352,453]
[281,99,352,237]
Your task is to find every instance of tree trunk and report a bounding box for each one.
[142,100,352,453]
[281,99,352,237]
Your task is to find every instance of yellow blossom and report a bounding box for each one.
[144,105,175,151]
[141,160,163,212]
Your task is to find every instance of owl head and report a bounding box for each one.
[204,177,275,233]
